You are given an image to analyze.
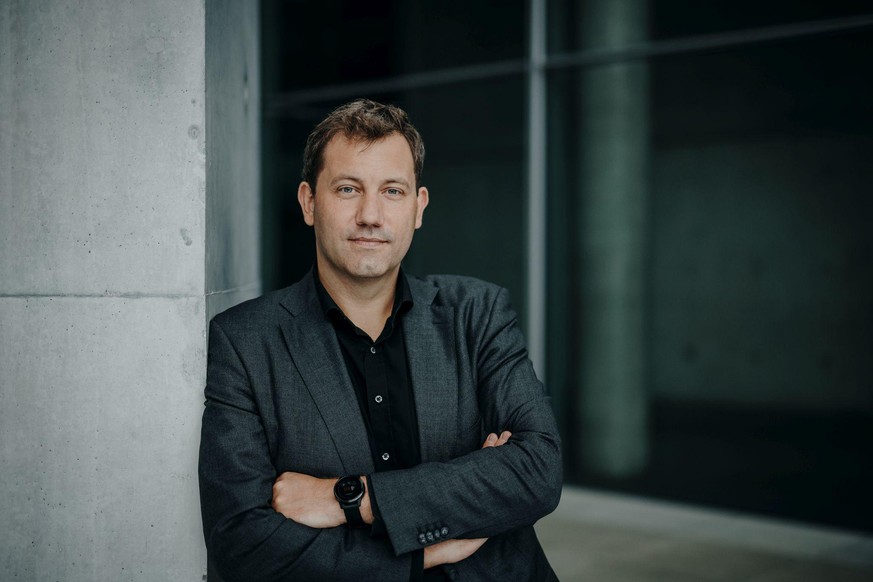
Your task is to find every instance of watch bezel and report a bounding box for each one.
[334,475,365,505]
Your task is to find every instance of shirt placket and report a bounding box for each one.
[363,341,397,470]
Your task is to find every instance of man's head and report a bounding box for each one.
[301,99,425,192]
[297,99,429,288]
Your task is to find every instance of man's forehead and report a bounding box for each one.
[327,132,407,151]
[321,133,415,167]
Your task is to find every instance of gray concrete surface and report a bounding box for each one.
[0,0,206,297]
[537,488,873,582]
[0,296,206,580]
[0,1,259,579]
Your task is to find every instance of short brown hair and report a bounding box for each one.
[301,99,425,190]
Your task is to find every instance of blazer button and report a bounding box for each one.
[418,533,427,545]
[433,529,442,539]
[426,531,435,542]
[441,527,449,537]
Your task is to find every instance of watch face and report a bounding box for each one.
[335,476,364,503]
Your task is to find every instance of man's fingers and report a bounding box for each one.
[481,431,512,449]
[424,537,489,569]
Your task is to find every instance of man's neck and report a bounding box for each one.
[316,261,397,341]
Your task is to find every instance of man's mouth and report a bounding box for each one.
[350,237,388,247]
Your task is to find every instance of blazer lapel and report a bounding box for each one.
[403,276,459,463]
[277,272,374,476]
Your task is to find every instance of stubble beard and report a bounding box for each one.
[318,242,393,284]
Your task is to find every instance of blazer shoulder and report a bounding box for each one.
[412,273,507,308]
[210,286,289,333]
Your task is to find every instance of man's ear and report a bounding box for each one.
[415,186,429,230]
[297,181,315,226]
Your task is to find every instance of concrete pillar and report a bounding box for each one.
[206,0,261,319]
[0,1,259,579]
[575,0,650,477]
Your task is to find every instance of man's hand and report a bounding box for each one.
[481,431,512,449]
[424,537,489,569]
[271,473,374,528]
[423,431,511,569]
[272,432,509,545]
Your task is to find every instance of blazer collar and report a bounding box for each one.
[277,270,459,467]
[402,274,459,463]
[277,270,374,475]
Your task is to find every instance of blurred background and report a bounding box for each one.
[260,0,873,534]
[2,1,871,579]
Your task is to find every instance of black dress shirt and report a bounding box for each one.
[315,268,448,582]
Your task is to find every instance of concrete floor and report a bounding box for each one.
[535,488,873,582]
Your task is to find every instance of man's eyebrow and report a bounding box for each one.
[330,174,363,185]
[329,176,411,188]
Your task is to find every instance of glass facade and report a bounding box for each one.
[262,0,873,531]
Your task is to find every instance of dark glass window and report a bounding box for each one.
[402,77,527,318]
[547,28,873,531]
[548,0,873,53]
[272,0,526,91]
[263,0,873,533]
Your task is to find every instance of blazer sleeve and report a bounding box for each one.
[369,286,563,556]
[198,319,414,582]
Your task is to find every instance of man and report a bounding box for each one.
[199,99,562,581]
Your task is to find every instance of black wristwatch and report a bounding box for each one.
[334,475,366,528]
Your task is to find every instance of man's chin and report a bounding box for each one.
[346,262,395,281]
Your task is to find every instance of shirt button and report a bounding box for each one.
[381,452,390,461]
[374,395,383,403]
[370,346,376,354]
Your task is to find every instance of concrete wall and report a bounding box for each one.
[652,136,873,412]
[0,1,259,579]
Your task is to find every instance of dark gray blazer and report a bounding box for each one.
[199,271,562,581]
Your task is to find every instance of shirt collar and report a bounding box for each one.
[313,264,414,325]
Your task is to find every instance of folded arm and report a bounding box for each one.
[369,287,563,555]
[199,321,414,582]
[271,287,563,557]
[270,432,513,568]
[199,286,562,577]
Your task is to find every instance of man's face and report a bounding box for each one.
[298,133,429,286]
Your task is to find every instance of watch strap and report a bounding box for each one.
[343,505,365,528]
[334,475,366,529]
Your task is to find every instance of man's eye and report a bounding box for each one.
[339,186,356,194]
[386,188,402,197]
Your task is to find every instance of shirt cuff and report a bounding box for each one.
[370,476,424,581]
[410,549,424,582]
[366,474,387,537]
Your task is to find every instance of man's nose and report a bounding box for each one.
[356,191,384,226]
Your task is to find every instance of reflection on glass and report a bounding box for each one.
[268,0,526,90]
[548,29,873,531]
[548,0,873,53]
[403,77,528,325]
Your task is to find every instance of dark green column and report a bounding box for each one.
[576,0,650,477]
